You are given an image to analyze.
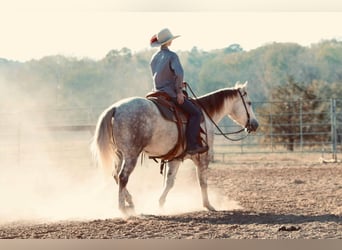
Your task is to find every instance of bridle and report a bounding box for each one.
[187,84,251,142]
[237,89,251,132]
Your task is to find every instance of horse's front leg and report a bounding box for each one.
[195,157,216,211]
[159,160,181,208]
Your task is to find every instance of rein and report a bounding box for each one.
[186,83,250,142]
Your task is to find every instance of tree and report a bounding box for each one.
[224,44,243,54]
[259,76,328,151]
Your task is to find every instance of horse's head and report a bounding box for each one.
[229,81,259,133]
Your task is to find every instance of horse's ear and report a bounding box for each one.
[236,81,248,89]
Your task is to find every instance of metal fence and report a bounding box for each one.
[213,98,342,162]
[0,99,341,166]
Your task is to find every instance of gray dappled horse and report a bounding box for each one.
[91,82,258,214]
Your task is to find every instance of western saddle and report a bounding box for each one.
[146,91,207,173]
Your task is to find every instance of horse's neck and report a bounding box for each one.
[211,97,233,123]
[197,88,238,123]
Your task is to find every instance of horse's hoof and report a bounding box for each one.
[159,199,166,209]
[204,204,216,212]
[127,206,135,215]
[122,206,135,215]
[119,205,136,217]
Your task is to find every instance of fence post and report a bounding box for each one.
[331,98,337,161]
[299,99,303,152]
[270,105,274,152]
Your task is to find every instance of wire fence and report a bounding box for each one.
[0,99,341,166]
[212,98,342,162]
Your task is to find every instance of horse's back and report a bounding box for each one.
[114,96,154,116]
[112,96,178,157]
[112,96,158,125]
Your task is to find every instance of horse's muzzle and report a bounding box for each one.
[246,119,259,133]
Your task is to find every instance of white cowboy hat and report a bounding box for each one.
[150,28,180,47]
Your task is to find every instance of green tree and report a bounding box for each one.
[259,76,328,151]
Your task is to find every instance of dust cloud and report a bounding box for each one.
[0,78,240,224]
[0,152,242,224]
[128,159,242,215]
[0,142,241,224]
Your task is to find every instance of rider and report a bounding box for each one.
[149,28,208,155]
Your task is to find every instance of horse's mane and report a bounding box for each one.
[196,87,240,117]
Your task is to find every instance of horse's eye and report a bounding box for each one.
[247,101,252,106]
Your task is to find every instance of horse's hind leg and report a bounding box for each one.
[112,151,123,184]
[159,160,181,208]
[123,189,134,207]
[118,157,138,214]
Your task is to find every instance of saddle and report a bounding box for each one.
[146,91,189,123]
[146,91,206,167]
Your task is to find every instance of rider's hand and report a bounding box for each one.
[177,92,185,105]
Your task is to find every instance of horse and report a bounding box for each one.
[91,81,258,214]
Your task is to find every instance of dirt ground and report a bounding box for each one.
[0,155,341,239]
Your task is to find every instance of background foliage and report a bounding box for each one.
[1,39,341,150]
[1,39,341,109]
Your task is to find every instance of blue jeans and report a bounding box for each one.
[172,97,202,148]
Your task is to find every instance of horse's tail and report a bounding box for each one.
[91,105,119,176]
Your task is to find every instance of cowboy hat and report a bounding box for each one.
[150,28,180,47]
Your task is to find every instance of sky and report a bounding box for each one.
[0,0,341,61]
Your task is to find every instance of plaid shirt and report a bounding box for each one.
[150,47,184,98]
